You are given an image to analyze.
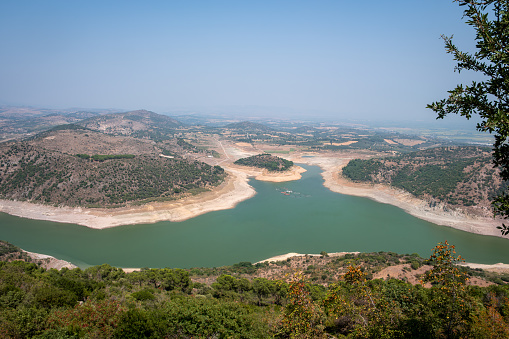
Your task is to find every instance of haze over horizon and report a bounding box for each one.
[0,1,483,124]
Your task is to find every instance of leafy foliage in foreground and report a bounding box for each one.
[0,262,273,338]
[234,154,294,172]
[1,241,509,338]
[427,0,509,229]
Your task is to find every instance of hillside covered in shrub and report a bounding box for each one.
[342,146,507,216]
[0,128,225,208]
[234,154,293,172]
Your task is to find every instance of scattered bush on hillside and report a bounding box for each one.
[0,143,226,207]
[342,146,504,212]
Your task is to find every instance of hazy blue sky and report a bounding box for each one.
[0,1,482,121]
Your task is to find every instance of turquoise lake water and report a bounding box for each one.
[1,164,508,268]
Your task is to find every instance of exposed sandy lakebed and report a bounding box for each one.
[0,165,305,229]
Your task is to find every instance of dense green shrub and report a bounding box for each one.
[234,154,293,171]
[0,243,508,338]
[0,143,226,207]
[342,146,502,207]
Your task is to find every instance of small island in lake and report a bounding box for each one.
[234,153,293,172]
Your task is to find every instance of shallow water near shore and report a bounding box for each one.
[1,164,509,268]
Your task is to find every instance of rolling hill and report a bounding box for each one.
[77,110,181,141]
[0,125,225,207]
[342,146,507,217]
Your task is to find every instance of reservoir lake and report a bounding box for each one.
[1,164,508,268]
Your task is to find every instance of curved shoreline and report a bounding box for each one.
[291,154,508,239]
[17,250,509,273]
[0,169,254,229]
[0,165,305,229]
[24,251,77,270]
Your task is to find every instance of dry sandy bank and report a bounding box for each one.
[0,165,304,229]
[256,251,360,264]
[24,251,77,270]
[228,164,306,182]
[0,169,253,229]
[461,262,509,274]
